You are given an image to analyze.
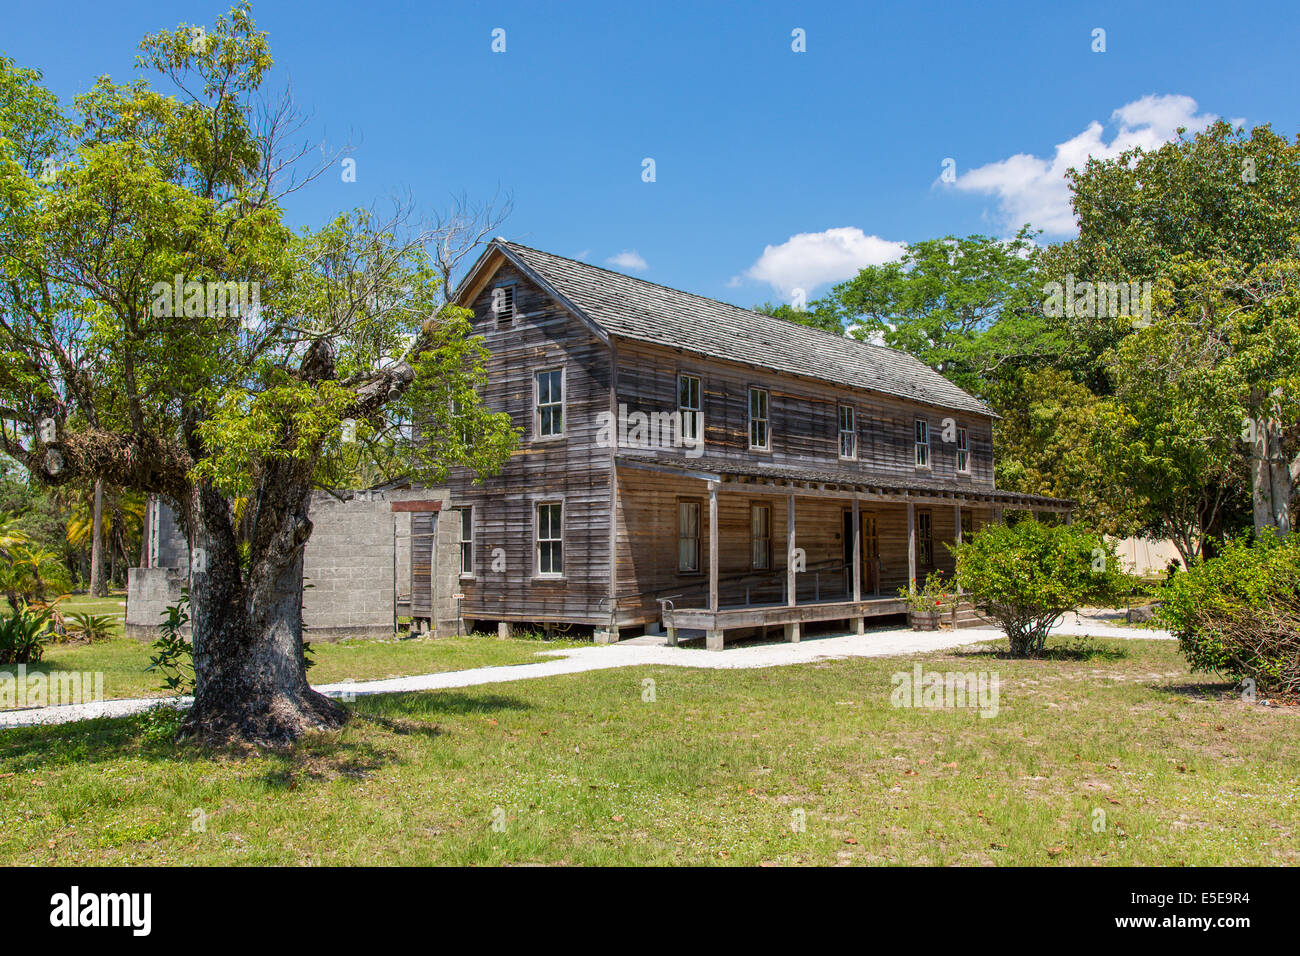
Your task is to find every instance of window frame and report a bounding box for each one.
[677,372,702,445]
[534,367,566,441]
[914,418,930,469]
[838,404,857,460]
[750,502,772,570]
[491,282,517,326]
[534,500,565,579]
[956,425,970,474]
[917,509,934,567]
[455,506,474,578]
[677,498,703,574]
[748,386,771,452]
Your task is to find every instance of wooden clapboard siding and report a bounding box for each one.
[443,261,615,624]
[611,339,996,485]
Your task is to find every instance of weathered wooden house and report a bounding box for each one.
[440,240,1070,649]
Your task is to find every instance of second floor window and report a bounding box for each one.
[914,419,930,468]
[749,387,770,451]
[838,405,856,460]
[678,500,701,572]
[956,426,970,473]
[536,502,563,575]
[456,507,473,576]
[535,369,564,438]
[678,374,702,442]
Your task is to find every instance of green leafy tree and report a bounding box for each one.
[0,7,517,744]
[825,228,1055,395]
[1052,122,1300,534]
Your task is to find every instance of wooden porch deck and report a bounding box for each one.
[659,595,907,650]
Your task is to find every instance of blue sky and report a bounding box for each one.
[5,1,1298,305]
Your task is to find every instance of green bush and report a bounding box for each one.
[146,591,195,694]
[954,521,1133,657]
[0,603,54,664]
[1158,535,1300,694]
[64,611,116,643]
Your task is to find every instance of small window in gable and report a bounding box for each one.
[492,284,516,325]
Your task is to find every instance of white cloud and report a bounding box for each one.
[606,250,648,271]
[948,94,1217,236]
[739,227,907,298]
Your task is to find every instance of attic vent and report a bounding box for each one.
[492,284,516,325]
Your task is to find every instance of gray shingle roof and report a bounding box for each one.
[482,240,994,417]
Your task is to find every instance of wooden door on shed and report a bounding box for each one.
[410,511,438,618]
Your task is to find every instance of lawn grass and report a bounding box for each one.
[3,629,589,702]
[0,635,1295,865]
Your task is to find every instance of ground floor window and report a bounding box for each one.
[961,510,974,542]
[678,500,701,572]
[918,509,933,566]
[751,503,772,569]
[536,502,563,575]
[456,507,473,575]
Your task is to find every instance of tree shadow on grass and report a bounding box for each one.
[1155,681,1246,701]
[351,690,528,721]
[0,690,528,775]
[953,641,1131,664]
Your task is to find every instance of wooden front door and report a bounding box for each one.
[843,510,881,596]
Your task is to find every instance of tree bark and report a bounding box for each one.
[89,478,106,596]
[181,482,345,746]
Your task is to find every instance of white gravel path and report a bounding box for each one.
[0,616,1171,730]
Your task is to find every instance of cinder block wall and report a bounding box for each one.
[126,488,459,641]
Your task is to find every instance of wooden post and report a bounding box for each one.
[708,482,719,614]
[993,505,1004,525]
[954,503,963,597]
[851,496,862,602]
[785,493,799,642]
[907,499,917,591]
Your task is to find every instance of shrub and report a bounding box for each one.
[954,521,1133,657]
[64,611,116,643]
[146,591,195,694]
[0,603,55,664]
[1158,535,1300,695]
[898,570,957,615]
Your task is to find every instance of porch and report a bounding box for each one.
[614,454,1071,650]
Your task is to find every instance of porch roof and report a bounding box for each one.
[615,453,1074,512]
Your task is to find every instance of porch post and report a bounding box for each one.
[785,492,799,643]
[993,505,1004,525]
[907,499,917,591]
[851,493,864,635]
[852,496,862,602]
[707,481,722,651]
[953,502,963,598]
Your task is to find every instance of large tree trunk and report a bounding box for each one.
[89,478,106,596]
[1267,424,1292,533]
[182,483,346,746]
[1249,410,1294,538]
